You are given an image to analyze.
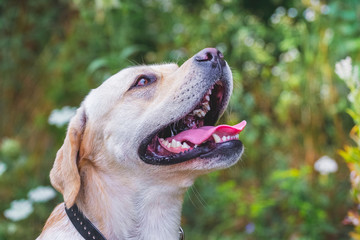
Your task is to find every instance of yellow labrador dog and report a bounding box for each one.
[38,48,246,240]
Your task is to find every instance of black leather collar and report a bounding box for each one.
[65,203,185,240]
[65,204,106,240]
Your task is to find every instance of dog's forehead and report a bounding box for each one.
[83,63,179,121]
[120,63,179,79]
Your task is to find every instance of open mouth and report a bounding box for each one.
[139,80,246,165]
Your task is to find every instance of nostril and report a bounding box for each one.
[206,52,213,61]
[218,51,224,59]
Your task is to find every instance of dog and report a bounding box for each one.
[38,48,246,240]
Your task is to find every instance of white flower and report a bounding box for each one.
[28,186,57,203]
[270,14,281,24]
[314,156,338,175]
[335,57,360,98]
[335,56,353,81]
[271,66,282,77]
[48,106,77,127]
[303,8,316,22]
[4,199,33,221]
[275,7,286,17]
[288,8,298,18]
[0,161,7,176]
[321,5,330,15]
[281,48,300,62]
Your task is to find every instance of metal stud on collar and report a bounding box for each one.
[179,226,185,240]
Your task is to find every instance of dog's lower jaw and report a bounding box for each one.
[70,164,190,240]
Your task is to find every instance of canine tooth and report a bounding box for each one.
[205,95,210,101]
[222,136,227,142]
[212,133,221,143]
[182,142,190,149]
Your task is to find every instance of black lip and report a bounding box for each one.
[139,140,243,165]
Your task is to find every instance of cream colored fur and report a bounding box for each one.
[38,53,242,240]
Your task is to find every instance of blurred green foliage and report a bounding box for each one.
[0,0,359,239]
[337,57,360,239]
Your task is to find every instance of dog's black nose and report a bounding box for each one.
[195,48,225,67]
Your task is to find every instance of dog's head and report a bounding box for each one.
[50,48,246,207]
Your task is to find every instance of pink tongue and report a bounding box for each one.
[169,120,247,145]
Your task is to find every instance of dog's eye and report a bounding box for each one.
[133,75,157,87]
[136,77,150,86]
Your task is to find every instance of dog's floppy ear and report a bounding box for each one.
[50,106,86,208]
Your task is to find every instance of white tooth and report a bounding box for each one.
[195,111,201,117]
[209,89,212,94]
[182,142,190,149]
[235,135,239,139]
[205,95,210,101]
[172,139,181,148]
[222,136,227,142]
[194,145,198,148]
[201,110,206,117]
[227,136,231,140]
[159,138,164,143]
[166,141,171,148]
[193,109,203,117]
[202,102,210,110]
[212,134,221,143]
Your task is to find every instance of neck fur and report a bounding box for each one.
[76,162,191,240]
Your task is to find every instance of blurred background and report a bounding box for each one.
[1,0,360,239]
